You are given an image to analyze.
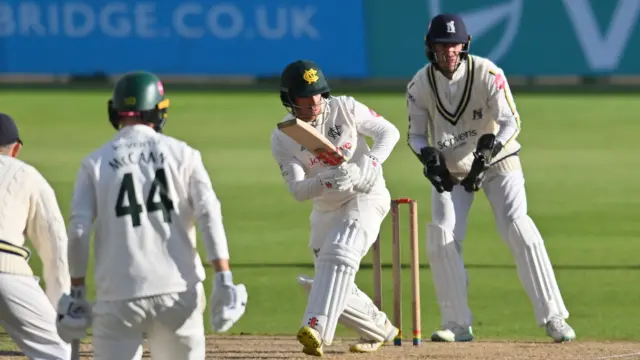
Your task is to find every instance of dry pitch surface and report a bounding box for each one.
[1,336,640,359]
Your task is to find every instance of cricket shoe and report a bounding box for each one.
[297,325,324,356]
[545,317,576,343]
[349,319,399,353]
[431,325,474,342]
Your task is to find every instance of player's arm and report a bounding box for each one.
[270,133,325,202]
[487,68,521,147]
[406,80,432,160]
[187,150,231,271]
[25,170,72,307]
[187,150,248,332]
[460,68,520,193]
[67,160,96,289]
[406,80,454,192]
[351,99,400,163]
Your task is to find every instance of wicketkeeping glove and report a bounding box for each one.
[460,134,503,192]
[56,285,92,343]
[420,147,454,193]
[210,271,248,333]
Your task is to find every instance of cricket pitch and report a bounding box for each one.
[1,335,639,359]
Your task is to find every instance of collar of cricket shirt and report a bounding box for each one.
[116,124,158,137]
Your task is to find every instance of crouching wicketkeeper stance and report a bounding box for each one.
[270,60,401,356]
[406,14,576,343]
[56,71,248,359]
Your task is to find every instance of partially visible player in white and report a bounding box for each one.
[406,14,576,343]
[55,71,248,360]
[271,60,401,356]
[0,113,72,359]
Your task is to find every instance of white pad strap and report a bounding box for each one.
[505,216,569,326]
[426,223,472,327]
[298,275,388,342]
[302,219,364,345]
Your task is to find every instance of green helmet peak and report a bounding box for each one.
[279,60,331,113]
[108,71,170,132]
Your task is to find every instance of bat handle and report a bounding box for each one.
[71,340,80,360]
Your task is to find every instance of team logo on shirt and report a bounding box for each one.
[437,130,478,149]
[327,125,343,140]
[472,108,483,120]
[493,72,506,90]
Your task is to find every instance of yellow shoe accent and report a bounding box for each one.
[297,326,323,356]
[349,322,399,353]
[349,341,384,353]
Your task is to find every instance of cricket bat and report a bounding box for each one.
[277,119,345,166]
[71,340,80,360]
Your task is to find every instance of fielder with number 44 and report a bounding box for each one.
[406,14,576,343]
[271,60,401,356]
[56,71,248,360]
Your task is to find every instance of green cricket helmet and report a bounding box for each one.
[108,71,170,132]
[279,60,331,116]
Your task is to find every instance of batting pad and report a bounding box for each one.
[298,275,389,343]
[506,216,569,326]
[426,223,472,327]
[302,219,364,346]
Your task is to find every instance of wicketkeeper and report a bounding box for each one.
[406,14,576,343]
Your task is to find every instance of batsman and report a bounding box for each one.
[406,14,576,343]
[271,60,401,356]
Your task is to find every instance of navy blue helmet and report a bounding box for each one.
[425,14,472,63]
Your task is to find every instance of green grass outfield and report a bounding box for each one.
[0,90,638,343]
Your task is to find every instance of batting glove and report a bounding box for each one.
[210,271,248,333]
[353,154,381,194]
[317,163,360,192]
[56,286,92,343]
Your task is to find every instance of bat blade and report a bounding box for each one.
[277,119,345,165]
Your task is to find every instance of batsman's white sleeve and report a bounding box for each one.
[271,133,323,202]
[488,69,521,145]
[406,84,431,155]
[188,150,230,262]
[67,160,96,279]
[351,99,400,163]
[26,171,71,306]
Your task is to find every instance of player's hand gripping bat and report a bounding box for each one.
[460,134,503,192]
[277,119,347,166]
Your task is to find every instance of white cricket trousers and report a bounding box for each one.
[0,273,70,360]
[309,189,391,253]
[92,283,206,360]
